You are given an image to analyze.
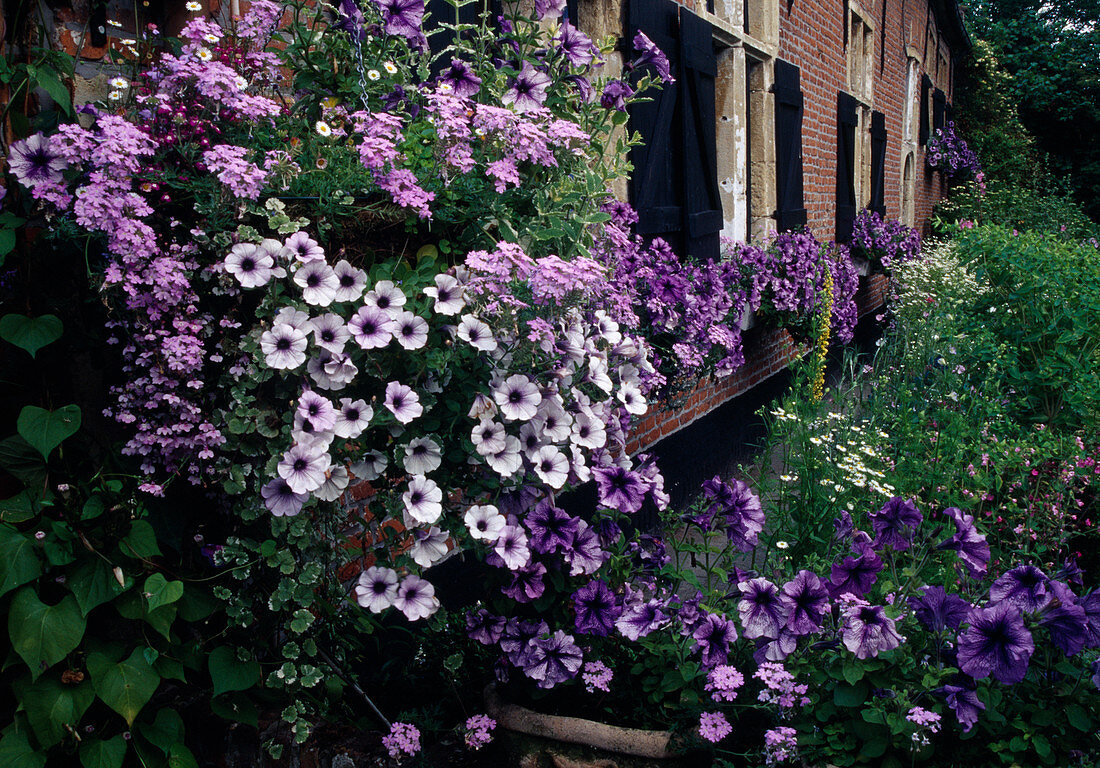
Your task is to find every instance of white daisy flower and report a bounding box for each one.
[197,47,213,61]
[186,0,202,10]
[316,120,333,137]
[109,77,129,89]
[367,69,381,80]
[384,61,398,74]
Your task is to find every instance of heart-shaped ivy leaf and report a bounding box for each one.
[17,405,81,460]
[0,314,63,358]
[7,589,86,680]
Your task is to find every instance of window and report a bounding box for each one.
[846,4,874,209]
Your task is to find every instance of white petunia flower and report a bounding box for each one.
[334,398,373,438]
[531,445,569,489]
[494,374,541,422]
[355,566,399,613]
[617,381,647,415]
[332,259,367,302]
[314,465,350,502]
[464,505,505,542]
[408,526,449,568]
[363,280,406,316]
[350,450,387,481]
[423,274,465,315]
[294,261,340,306]
[457,315,497,352]
[403,436,442,475]
[261,323,309,370]
[471,418,507,456]
[403,475,443,525]
[277,444,331,494]
[486,435,522,478]
[392,310,429,350]
[311,313,350,354]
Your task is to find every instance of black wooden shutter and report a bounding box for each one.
[773,59,806,231]
[932,88,946,132]
[836,91,858,242]
[426,0,484,75]
[869,110,887,216]
[627,0,683,251]
[919,74,932,145]
[679,9,722,261]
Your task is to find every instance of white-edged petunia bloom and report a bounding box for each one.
[292,412,334,452]
[277,444,331,494]
[494,374,542,422]
[494,524,531,570]
[464,504,506,542]
[364,279,407,316]
[486,435,523,478]
[394,575,440,620]
[285,231,325,263]
[468,392,497,420]
[570,412,607,450]
[532,445,569,489]
[409,526,450,568]
[224,242,283,288]
[457,315,497,352]
[297,390,338,432]
[471,418,507,457]
[587,355,614,393]
[294,260,340,306]
[258,237,292,264]
[311,313,350,354]
[593,310,622,345]
[403,475,443,524]
[275,306,314,333]
[617,381,647,415]
[355,566,399,613]
[404,436,442,474]
[348,305,394,349]
[261,477,308,517]
[392,310,429,350]
[350,450,387,481]
[261,322,309,370]
[385,381,423,424]
[334,398,373,438]
[314,464,350,502]
[307,352,357,391]
[332,259,367,302]
[423,273,465,315]
[534,399,573,443]
[518,421,545,459]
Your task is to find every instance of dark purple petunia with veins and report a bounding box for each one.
[632,31,674,83]
[504,63,552,113]
[573,579,622,637]
[868,496,922,551]
[957,602,1034,684]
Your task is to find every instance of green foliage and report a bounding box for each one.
[0,314,63,358]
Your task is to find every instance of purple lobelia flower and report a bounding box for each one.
[988,564,1052,613]
[937,507,990,577]
[778,571,830,636]
[573,579,622,637]
[500,618,547,665]
[941,684,985,732]
[504,63,551,113]
[957,603,1034,683]
[692,613,739,668]
[502,561,547,603]
[909,586,970,633]
[376,0,424,41]
[7,132,67,187]
[557,23,597,68]
[524,499,579,554]
[841,604,904,659]
[616,600,667,641]
[440,59,482,99]
[868,497,923,551]
[523,630,583,688]
[466,608,506,645]
[593,465,646,515]
[600,79,633,112]
[1038,582,1089,656]
[829,547,883,598]
[737,578,784,640]
[632,32,673,83]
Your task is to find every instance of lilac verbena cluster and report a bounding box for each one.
[382,722,421,758]
[463,714,496,750]
[850,209,922,272]
[925,121,981,180]
[763,726,799,764]
[594,203,760,384]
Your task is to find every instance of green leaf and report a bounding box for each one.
[16,405,81,460]
[0,728,47,768]
[833,681,868,707]
[1066,704,1092,732]
[176,588,218,622]
[208,646,260,697]
[122,520,161,559]
[0,490,42,524]
[79,734,127,768]
[153,656,186,682]
[139,709,184,755]
[167,744,199,768]
[142,574,183,613]
[16,674,94,748]
[68,559,129,616]
[0,526,42,597]
[87,648,160,725]
[0,228,16,261]
[144,605,177,641]
[34,66,73,116]
[0,314,63,358]
[842,660,864,685]
[8,589,85,680]
[0,436,48,486]
[210,692,259,727]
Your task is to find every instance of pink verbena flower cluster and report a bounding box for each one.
[698,711,733,743]
[763,726,798,764]
[382,722,421,758]
[754,662,810,711]
[463,714,496,750]
[704,664,745,702]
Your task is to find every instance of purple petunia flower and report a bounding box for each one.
[393,574,439,621]
[440,59,482,99]
[937,507,990,577]
[573,580,622,637]
[8,132,67,187]
[493,523,531,570]
[500,618,547,666]
[909,586,970,633]
[593,465,647,515]
[957,603,1034,684]
[336,0,368,42]
[556,23,597,68]
[778,570,830,636]
[523,630,583,688]
[1038,581,1089,656]
[829,547,883,598]
[841,604,904,659]
[600,79,633,112]
[692,613,739,668]
[738,578,784,640]
[503,63,551,113]
[563,520,608,576]
[376,0,424,41]
[261,477,308,517]
[502,561,547,603]
[942,683,985,732]
[466,608,506,645]
[535,0,566,19]
[1081,590,1100,649]
[632,31,673,83]
[616,600,667,641]
[524,500,579,554]
[988,564,1052,614]
[868,497,923,551]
